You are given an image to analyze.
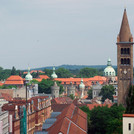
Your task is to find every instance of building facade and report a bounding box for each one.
[117,9,133,105]
[51,82,60,98]
[123,114,134,134]
[2,96,51,134]
[0,107,9,134]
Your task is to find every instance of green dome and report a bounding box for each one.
[79,78,85,89]
[25,67,33,81]
[51,67,58,78]
[104,59,116,76]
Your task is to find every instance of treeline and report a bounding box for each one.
[0,66,21,80]
[44,67,104,78]
[80,104,125,134]
[0,66,118,80]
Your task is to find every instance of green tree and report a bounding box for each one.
[78,68,103,78]
[87,89,92,99]
[99,85,115,102]
[55,68,73,78]
[11,66,17,75]
[69,94,75,100]
[43,69,53,77]
[38,79,64,94]
[38,79,53,94]
[28,79,39,85]
[0,85,17,89]
[56,81,64,94]
[126,86,134,113]
[89,104,125,134]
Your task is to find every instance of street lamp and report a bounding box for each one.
[25,67,33,134]
[25,80,29,134]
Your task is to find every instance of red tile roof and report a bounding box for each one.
[47,103,87,134]
[0,82,4,86]
[0,93,13,101]
[33,75,49,82]
[33,78,42,82]
[54,76,107,88]
[52,97,73,104]
[87,104,113,110]
[51,104,70,112]
[123,114,134,117]
[103,98,113,105]
[5,75,24,85]
[38,75,49,79]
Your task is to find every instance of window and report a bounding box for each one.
[127,48,130,54]
[124,58,126,64]
[94,91,95,95]
[114,92,116,95]
[128,123,131,131]
[121,48,123,54]
[127,58,130,65]
[121,48,130,54]
[121,59,123,64]
[121,58,130,65]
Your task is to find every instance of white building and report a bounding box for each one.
[0,107,9,134]
[123,114,134,134]
[92,82,102,99]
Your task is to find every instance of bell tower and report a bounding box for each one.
[117,9,133,106]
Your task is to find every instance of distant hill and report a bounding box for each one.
[31,64,117,71]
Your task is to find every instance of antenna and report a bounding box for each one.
[124,0,126,10]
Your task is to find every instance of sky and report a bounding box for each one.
[0,0,134,70]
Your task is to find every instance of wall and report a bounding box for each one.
[123,116,134,134]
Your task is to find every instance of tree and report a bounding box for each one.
[55,68,73,78]
[38,79,64,94]
[43,69,53,77]
[11,66,17,75]
[38,79,53,94]
[99,85,115,102]
[0,85,17,89]
[87,89,92,99]
[69,94,75,100]
[89,104,125,134]
[78,68,103,78]
[29,79,39,85]
[126,86,134,113]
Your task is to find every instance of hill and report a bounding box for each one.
[31,64,117,70]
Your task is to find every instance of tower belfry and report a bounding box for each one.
[117,9,133,106]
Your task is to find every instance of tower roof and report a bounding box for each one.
[119,9,132,42]
[25,67,33,81]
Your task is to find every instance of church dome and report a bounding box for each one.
[104,58,116,76]
[79,78,85,89]
[25,68,33,81]
[51,67,58,78]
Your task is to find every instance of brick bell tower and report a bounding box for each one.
[117,9,133,106]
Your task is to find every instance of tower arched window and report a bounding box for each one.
[121,59,124,64]
[127,48,130,54]
[127,58,130,65]
[124,48,127,54]
[124,58,126,64]
[121,48,123,54]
